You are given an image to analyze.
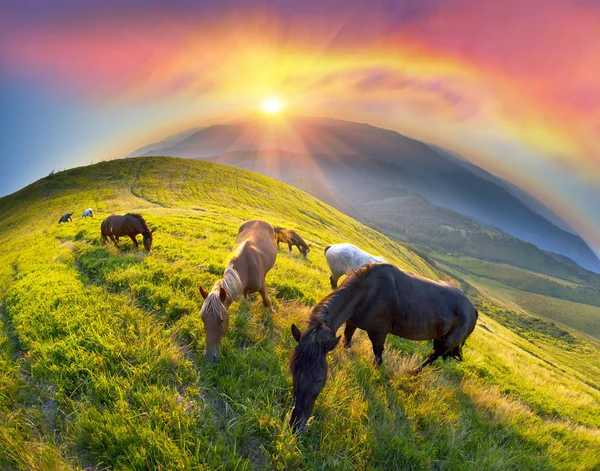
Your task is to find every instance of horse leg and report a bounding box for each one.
[129,235,139,248]
[259,286,274,312]
[109,234,119,247]
[288,243,293,253]
[411,339,448,375]
[343,322,357,348]
[367,331,387,365]
[330,274,340,289]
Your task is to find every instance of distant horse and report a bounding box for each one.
[324,243,386,288]
[82,208,93,218]
[274,226,311,257]
[199,220,277,363]
[101,213,154,252]
[289,263,478,432]
[58,212,73,224]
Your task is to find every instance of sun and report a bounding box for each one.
[260,98,284,114]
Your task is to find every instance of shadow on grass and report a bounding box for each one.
[340,352,556,470]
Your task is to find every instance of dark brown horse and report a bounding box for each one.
[274,226,310,257]
[58,212,73,224]
[199,220,277,363]
[101,213,154,252]
[289,263,478,431]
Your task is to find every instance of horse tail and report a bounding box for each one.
[324,245,331,255]
[442,342,464,361]
[100,220,108,240]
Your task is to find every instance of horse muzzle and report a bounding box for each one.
[290,408,308,433]
[204,352,219,363]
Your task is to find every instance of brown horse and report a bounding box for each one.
[199,220,277,363]
[274,226,310,257]
[289,262,478,431]
[101,213,154,252]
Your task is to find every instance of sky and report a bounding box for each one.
[0,0,598,253]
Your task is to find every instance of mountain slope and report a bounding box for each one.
[353,191,600,285]
[130,115,600,272]
[0,157,598,470]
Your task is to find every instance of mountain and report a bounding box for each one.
[130,115,600,273]
[1,157,599,469]
[430,144,579,235]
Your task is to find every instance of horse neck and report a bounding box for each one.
[218,266,244,304]
[228,242,252,287]
[314,287,363,332]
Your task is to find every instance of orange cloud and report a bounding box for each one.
[1,1,598,249]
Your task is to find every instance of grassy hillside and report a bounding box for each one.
[356,193,600,284]
[435,255,600,309]
[0,157,599,470]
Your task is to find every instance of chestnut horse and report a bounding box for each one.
[274,226,311,257]
[101,213,154,252]
[289,263,478,431]
[199,220,277,363]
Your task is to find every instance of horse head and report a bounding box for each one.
[289,323,340,432]
[142,228,154,252]
[199,285,229,363]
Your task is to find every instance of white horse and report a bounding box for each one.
[82,208,93,218]
[324,243,387,288]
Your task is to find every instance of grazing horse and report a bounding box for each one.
[82,208,93,218]
[324,243,386,288]
[58,212,73,224]
[274,226,311,257]
[199,220,277,363]
[289,263,478,432]
[101,213,154,252]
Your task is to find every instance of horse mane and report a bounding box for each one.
[289,323,334,376]
[201,266,244,320]
[290,264,378,375]
[126,213,146,223]
[125,213,150,231]
[309,263,374,325]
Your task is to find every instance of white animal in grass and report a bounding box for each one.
[82,208,93,218]
[324,243,387,288]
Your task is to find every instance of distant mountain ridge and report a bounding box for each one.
[129,115,600,273]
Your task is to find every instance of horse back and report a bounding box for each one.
[102,214,125,236]
[345,264,475,341]
[390,267,476,339]
[288,230,308,249]
[232,221,277,292]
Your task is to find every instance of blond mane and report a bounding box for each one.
[201,266,244,319]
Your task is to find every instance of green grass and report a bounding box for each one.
[434,254,600,306]
[355,193,600,285]
[454,269,600,341]
[0,157,598,470]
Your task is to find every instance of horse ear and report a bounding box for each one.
[219,287,227,303]
[199,286,209,299]
[151,228,155,234]
[291,324,302,343]
[324,336,341,352]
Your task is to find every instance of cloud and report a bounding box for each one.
[0,0,598,250]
